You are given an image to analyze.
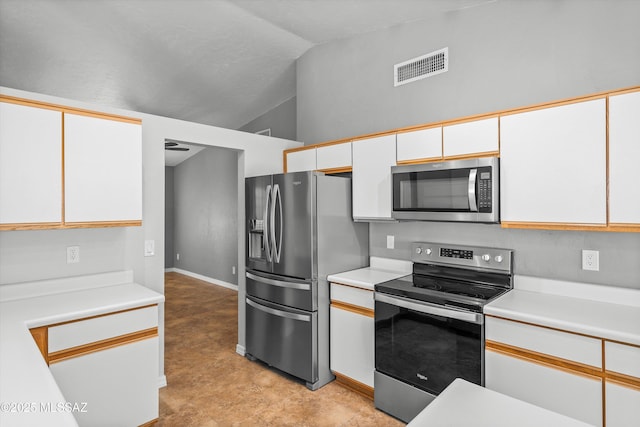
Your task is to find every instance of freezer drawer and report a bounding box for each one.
[246,270,315,311]
[246,295,316,384]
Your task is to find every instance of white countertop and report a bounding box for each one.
[327,257,412,290]
[484,275,640,346]
[408,378,593,427]
[0,271,164,427]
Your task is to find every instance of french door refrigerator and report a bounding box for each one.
[245,171,368,390]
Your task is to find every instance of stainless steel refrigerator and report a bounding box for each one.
[245,171,369,390]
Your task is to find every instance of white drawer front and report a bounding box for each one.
[606,341,640,378]
[330,283,374,310]
[49,305,158,353]
[486,316,601,368]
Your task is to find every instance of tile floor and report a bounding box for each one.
[159,272,404,426]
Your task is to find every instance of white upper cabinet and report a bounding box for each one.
[286,148,316,172]
[316,142,352,171]
[352,134,396,221]
[396,127,442,163]
[64,113,142,223]
[443,117,499,158]
[500,99,607,225]
[0,102,63,226]
[609,91,640,225]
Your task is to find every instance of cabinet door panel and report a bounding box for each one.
[330,306,374,387]
[352,134,396,220]
[486,350,602,427]
[443,117,498,157]
[316,143,351,170]
[609,91,640,224]
[486,317,601,368]
[606,382,640,427]
[396,127,442,162]
[48,306,158,353]
[0,102,62,224]
[500,99,606,224]
[286,149,316,172]
[64,113,142,223]
[49,337,158,426]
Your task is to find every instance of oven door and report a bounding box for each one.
[374,292,484,396]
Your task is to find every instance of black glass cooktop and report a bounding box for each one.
[375,264,512,313]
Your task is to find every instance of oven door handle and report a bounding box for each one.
[375,293,483,324]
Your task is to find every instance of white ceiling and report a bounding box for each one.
[0,0,494,165]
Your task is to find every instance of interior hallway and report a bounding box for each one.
[159,272,404,426]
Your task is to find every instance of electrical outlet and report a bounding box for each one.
[387,235,395,249]
[67,246,80,264]
[582,250,599,271]
[232,266,236,275]
[176,253,180,261]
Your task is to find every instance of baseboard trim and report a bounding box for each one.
[236,344,246,356]
[158,374,167,389]
[167,268,238,292]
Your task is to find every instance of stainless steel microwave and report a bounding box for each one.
[391,157,499,223]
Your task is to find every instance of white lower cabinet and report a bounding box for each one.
[43,306,159,426]
[606,382,640,427]
[50,337,159,427]
[486,315,640,427]
[485,350,602,426]
[329,283,374,392]
[604,341,640,427]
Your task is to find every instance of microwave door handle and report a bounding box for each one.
[468,168,478,212]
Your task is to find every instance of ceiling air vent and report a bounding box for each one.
[394,47,448,87]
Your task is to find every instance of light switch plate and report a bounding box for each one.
[144,240,155,257]
[387,235,395,249]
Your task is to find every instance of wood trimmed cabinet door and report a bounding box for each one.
[329,283,375,398]
[0,101,63,228]
[44,305,159,426]
[285,148,317,173]
[442,116,499,159]
[500,98,607,228]
[604,341,640,427]
[64,113,142,225]
[396,126,442,164]
[485,316,603,426]
[351,134,397,221]
[608,90,640,228]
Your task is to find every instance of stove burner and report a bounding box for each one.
[447,290,484,299]
[415,282,442,291]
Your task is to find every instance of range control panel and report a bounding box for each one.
[412,242,513,273]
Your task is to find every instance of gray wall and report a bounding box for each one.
[295,1,640,290]
[297,0,640,144]
[238,96,297,141]
[165,166,175,269]
[172,146,239,286]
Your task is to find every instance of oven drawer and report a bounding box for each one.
[485,316,601,368]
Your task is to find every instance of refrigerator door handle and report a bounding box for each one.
[264,185,273,261]
[273,184,283,263]
[246,271,311,291]
[246,297,311,322]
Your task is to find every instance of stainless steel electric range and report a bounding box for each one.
[374,242,513,423]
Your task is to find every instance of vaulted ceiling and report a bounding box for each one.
[0,0,495,134]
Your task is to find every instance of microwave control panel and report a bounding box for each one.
[477,168,492,212]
